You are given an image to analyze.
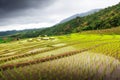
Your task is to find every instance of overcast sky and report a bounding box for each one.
[0,0,120,31]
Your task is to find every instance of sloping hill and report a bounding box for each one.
[38,2,120,35]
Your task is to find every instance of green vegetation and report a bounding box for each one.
[0,29,44,44]
[35,3,120,35]
[81,26,120,34]
[0,37,13,43]
[0,34,120,80]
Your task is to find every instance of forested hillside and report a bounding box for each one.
[38,2,120,35]
[0,2,120,40]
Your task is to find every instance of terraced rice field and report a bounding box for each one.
[0,34,120,80]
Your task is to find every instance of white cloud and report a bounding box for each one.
[0,23,53,31]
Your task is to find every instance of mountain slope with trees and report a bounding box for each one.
[38,2,120,36]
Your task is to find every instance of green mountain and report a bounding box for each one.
[38,2,120,36]
[0,2,120,41]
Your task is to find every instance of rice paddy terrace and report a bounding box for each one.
[0,33,120,80]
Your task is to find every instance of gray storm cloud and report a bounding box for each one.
[0,0,55,19]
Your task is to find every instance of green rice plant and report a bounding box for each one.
[0,69,7,80]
